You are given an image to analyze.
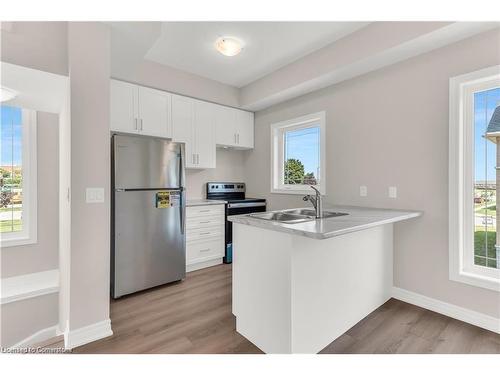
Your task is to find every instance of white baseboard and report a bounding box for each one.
[11,325,59,348]
[392,287,500,334]
[65,319,113,349]
[187,257,223,273]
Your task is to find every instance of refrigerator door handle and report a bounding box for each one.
[180,205,185,235]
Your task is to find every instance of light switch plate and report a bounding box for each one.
[359,185,368,197]
[389,186,397,199]
[86,188,105,203]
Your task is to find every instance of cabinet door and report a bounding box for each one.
[110,80,138,133]
[171,94,196,167]
[193,100,216,169]
[137,86,171,138]
[236,110,254,148]
[215,105,238,147]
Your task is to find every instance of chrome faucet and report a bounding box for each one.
[303,186,323,218]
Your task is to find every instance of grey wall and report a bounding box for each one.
[67,22,111,331]
[244,29,500,318]
[1,111,59,278]
[0,112,60,348]
[114,60,240,108]
[185,149,247,199]
[0,293,58,347]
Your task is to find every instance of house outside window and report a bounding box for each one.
[449,65,500,291]
[270,111,326,195]
[0,105,37,247]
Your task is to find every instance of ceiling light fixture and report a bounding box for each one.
[215,37,243,57]
[0,86,18,102]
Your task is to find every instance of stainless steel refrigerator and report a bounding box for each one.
[111,134,186,298]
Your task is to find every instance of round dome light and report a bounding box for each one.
[215,37,243,57]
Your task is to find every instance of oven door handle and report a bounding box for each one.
[227,202,267,209]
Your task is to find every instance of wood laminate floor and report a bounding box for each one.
[45,264,499,354]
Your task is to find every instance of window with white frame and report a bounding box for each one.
[271,111,325,195]
[449,65,500,291]
[0,105,37,247]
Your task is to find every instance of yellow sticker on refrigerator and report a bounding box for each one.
[156,191,170,208]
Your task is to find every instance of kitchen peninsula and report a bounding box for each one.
[229,206,422,353]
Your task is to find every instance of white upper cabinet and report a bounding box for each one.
[193,100,216,169]
[215,105,254,149]
[111,79,253,169]
[137,86,172,138]
[215,105,238,146]
[110,79,172,138]
[171,94,196,168]
[236,110,254,148]
[171,95,216,169]
[110,80,137,133]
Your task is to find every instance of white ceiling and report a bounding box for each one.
[110,22,369,88]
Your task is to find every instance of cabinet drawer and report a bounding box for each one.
[186,215,223,230]
[187,204,224,217]
[187,239,224,263]
[186,226,223,242]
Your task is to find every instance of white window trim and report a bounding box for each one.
[270,111,326,195]
[449,65,500,291]
[1,108,37,248]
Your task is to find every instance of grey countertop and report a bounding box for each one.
[228,205,422,240]
[186,199,227,207]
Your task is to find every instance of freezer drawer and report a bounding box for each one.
[112,190,185,298]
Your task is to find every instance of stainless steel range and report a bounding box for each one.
[206,182,266,263]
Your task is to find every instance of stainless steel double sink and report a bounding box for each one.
[249,209,348,224]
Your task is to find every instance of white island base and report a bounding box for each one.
[232,222,394,354]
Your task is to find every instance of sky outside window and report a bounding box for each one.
[284,126,320,178]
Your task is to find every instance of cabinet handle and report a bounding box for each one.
[199,221,210,224]
[234,133,237,144]
[196,154,199,164]
[134,118,138,130]
[200,248,211,252]
[140,118,143,131]
[198,210,210,213]
[237,133,240,144]
[199,232,211,236]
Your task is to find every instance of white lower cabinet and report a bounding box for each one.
[186,204,225,272]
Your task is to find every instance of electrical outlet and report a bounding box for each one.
[360,185,368,197]
[86,188,105,203]
[389,186,397,199]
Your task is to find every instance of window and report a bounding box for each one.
[449,65,500,291]
[474,87,500,269]
[0,106,37,247]
[271,111,325,195]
